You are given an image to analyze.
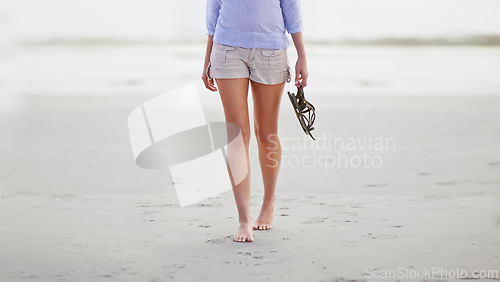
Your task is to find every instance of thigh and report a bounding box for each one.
[216,78,251,132]
[251,80,286,133]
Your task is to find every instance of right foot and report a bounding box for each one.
[233,222,254,243]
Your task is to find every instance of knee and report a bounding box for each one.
[241,129,251,147]
[255,127,280,149]
[227,122,251,148]
[237,125,251,147]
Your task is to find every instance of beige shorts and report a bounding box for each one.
[206,42,291,85]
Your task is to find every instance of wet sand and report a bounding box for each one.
[1,93,499,281]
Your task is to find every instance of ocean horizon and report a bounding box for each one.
[1,0,499,105]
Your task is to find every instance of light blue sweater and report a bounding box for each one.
[206,0,304,49]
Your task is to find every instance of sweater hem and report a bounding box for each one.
[213,25,290,49]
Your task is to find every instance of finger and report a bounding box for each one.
[295,73,301,87]
[302,73,308,87]
[202,75,217,92]
[208,78,217,92]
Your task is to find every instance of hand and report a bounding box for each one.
[294,58,308,88]
[202,63,217,92]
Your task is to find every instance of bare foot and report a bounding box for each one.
[253,203,274,230]
[233,222,254,243]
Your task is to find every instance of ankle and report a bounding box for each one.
[262,195,276,206]
[239,217,253,225]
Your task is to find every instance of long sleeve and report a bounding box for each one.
[280,0,304,34]
[206,0,222,36]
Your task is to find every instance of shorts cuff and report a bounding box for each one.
[250,72,290,85]
[210,68,250,80]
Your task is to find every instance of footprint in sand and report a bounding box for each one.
[205,238,226,244]
[369,234,398,240]
[302,217,327,224]
[236,251,283,262]
[281,196,300,203]
[249,255,282,263]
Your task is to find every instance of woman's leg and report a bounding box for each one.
[215,78,254,242]
[250,80,286,230]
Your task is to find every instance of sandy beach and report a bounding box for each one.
[1,86,500,280]
[2,0,500,279]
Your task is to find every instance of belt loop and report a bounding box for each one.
[248,48,256,62]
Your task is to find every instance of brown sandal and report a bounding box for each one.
[287,85,316,140]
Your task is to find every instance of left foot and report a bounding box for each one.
[253,203,274,230]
